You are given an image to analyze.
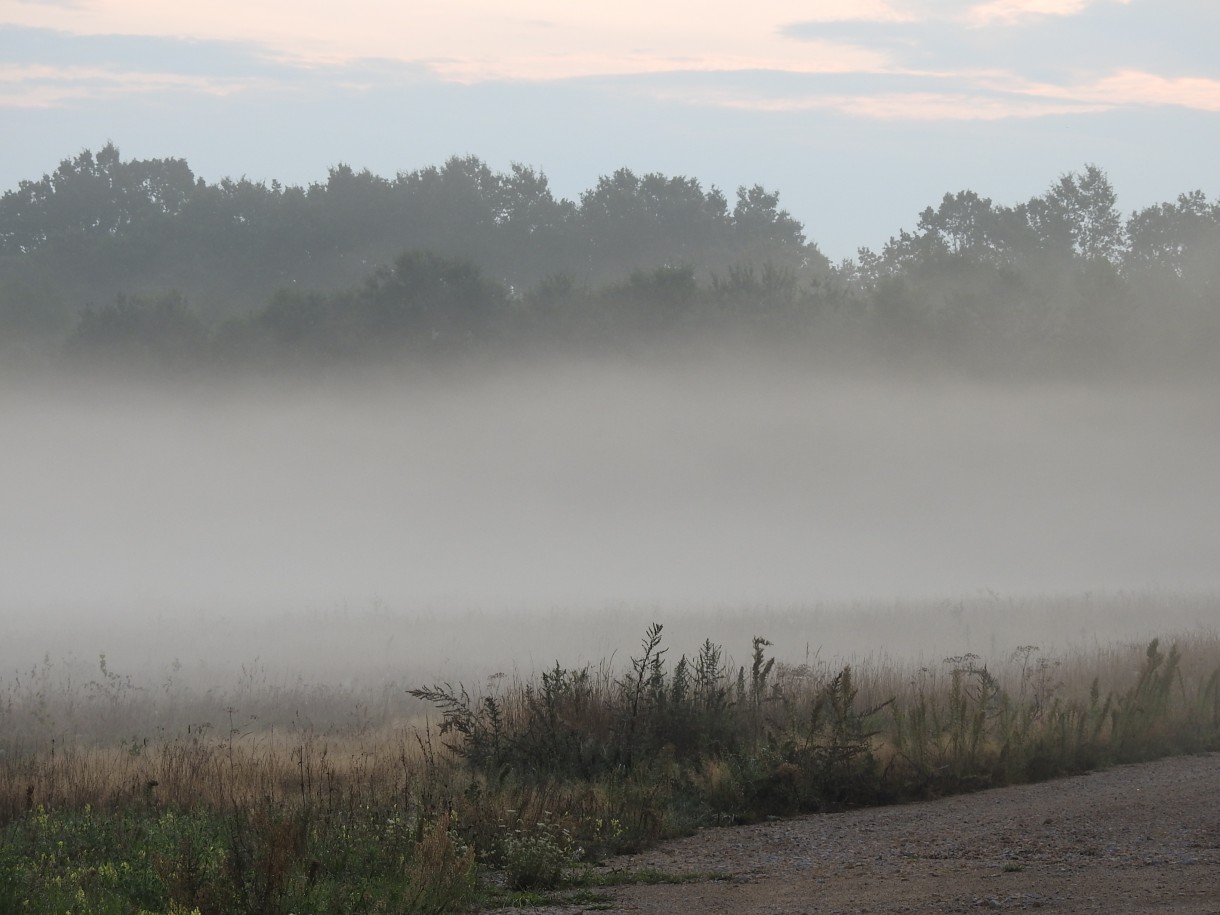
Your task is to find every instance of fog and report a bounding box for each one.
[4,352,1219,683]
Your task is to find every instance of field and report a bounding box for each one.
[1,593,1217,914]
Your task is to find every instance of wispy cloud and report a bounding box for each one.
[648,57,1220,122]
[2,0,1218,127]
[779,0,916,23]
[653,84,1107,120]
[428,42,892,84]
[963,0,1133,27]
[3,1,903,76]
[1011,68,1220,111]
[0,62,272,108]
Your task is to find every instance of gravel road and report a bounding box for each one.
[536,753,1220,914]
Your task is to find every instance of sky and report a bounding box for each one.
[2,0,1219,259]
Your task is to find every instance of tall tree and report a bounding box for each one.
[1044,164,1123,262]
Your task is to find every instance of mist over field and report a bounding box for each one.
[4,351,1218,684]
[3,149,1220,689]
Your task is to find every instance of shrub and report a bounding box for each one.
[500,823,579,891]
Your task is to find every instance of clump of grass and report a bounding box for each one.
[403,814,478,914]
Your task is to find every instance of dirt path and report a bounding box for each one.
[571,753,1220,914]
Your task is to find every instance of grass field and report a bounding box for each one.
[1,594,1217,914]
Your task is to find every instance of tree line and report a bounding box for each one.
[1,145,1218,374]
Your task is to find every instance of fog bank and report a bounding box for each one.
[4,354,1218,678]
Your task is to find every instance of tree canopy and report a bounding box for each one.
[1,146,1218,376]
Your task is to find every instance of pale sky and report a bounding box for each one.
[2,0,1218,258]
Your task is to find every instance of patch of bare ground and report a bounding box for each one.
[526,753,1220,914]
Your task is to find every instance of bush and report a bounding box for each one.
[500,823,579,891]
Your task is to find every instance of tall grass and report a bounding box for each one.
[0,627,1217,914]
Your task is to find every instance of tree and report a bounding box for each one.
[916,191,999,258]
[732,184,804,248]
[0,143,196,254]
[66,291,207,367]
[1125,190,1220,278]
[485,163,578,286]
[1044,164,1123,262]
[730,184,826,276]
[578,169,731,280]
[355,250,509,349]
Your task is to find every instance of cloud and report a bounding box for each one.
[651,58,1220,122]
[779,0,916,23]
[0,25,284,77]
[3,0,1218,129]
[0,26,442,108]
[1012,68,1220,112]
[427,42,892,84]
[963,0,1133,27]
[789,1,1215,79]
[2,1,904,80]
[767,1,1220,121]
[653,83,1107,120]
[0,62,274,108]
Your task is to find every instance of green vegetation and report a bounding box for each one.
[1,627,1217,913]
[2,146,1219,375]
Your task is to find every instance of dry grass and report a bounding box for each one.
[0,601,1217,914]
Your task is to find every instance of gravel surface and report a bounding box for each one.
[511,753,1220,914]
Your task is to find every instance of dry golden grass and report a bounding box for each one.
[0,606,1216,915]
[3,624,1217,824]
